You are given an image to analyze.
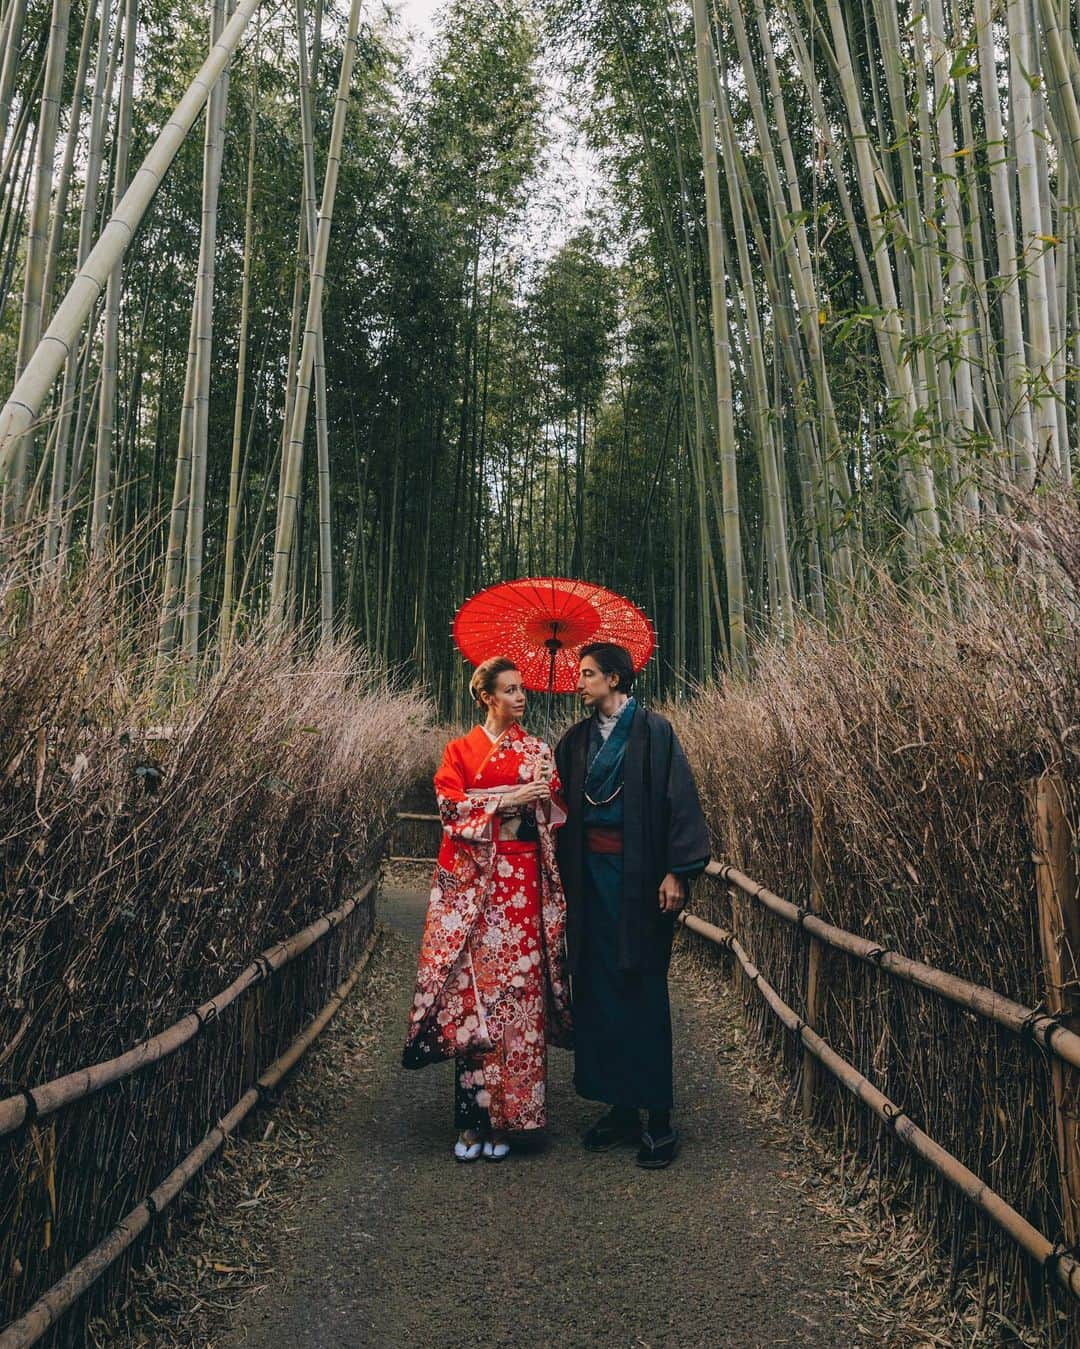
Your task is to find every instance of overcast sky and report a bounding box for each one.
[385,0,605,262]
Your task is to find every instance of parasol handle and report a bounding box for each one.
[543,629,562,743]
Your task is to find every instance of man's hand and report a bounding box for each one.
[658,872,686,913]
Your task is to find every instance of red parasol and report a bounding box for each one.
[453,578,655,728]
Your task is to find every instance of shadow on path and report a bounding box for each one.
[220,883,865,1348]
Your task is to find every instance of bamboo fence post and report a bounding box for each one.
[801,797,826,1117]
[1027,773,1080,1244]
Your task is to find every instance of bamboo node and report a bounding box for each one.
[882,1100,909,1132]
[1022,1007,1062,1047]
[13,1088,38,1131]
[1045,1241,1076,1279]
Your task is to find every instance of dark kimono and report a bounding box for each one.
[555,700,710,1110]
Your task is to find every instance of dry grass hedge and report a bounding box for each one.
[673,494,1080,1344]
[0,547,431,1342]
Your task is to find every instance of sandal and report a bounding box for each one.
[636,1128,680,1169]
[582,1108,641,1152]
[482,1137,510,1162]
[454,1132,483,1163]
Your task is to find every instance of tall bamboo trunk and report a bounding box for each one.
[691,0,746,669]
[0,0,268,480]
[220,21,260,656]
[181,0,230,663]
[90,0,138,557]
[8,0,70,519]
[268,0,364,627]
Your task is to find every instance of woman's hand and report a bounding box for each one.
[499,780,551,810]
[658,872,686,913]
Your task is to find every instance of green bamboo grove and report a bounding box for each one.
[0,0,1078,705]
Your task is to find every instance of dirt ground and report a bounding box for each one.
[205,882,875,1349]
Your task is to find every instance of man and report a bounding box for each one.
[555,642,711,1168]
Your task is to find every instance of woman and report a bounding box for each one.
[402,656,572,1161]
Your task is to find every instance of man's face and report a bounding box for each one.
[577,657,616,707]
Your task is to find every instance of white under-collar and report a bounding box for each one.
[596,700,629,741]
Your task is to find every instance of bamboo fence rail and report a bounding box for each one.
[0,875,377,1138]
[703,860,1080,1071]
[0,928,381,1349]
[677,905,1080,1301]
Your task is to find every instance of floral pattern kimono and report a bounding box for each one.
[402,722,572,1132]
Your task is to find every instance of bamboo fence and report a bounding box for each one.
[680,772,1080,1326]
[0,862,384,1345]
[678,907,1080,1300]
[0,929,380,1349]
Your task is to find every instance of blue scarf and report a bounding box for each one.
[585,698,636,814]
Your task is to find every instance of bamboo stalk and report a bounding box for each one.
[268,0,364,626]
[0,0,26,148]
[90,0,138,556]
[690,0,746,669]
[294,0,334,641]
[8,0,71,516]
[0,0,269,480]
[181,0,230,661]
[40,0,97,329]
[1008,0,1060,480]
[219,18,260,655]
[45,0,115,567]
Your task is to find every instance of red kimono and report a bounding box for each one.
[402,722,572,1132]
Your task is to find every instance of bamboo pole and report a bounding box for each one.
[40,0,97,329]
[294,0,334,642]
[1008,0,1060,481]
[45,0,115,567]
[1026,774,1080,1245]
[268,0,363,626]
[690,0,746,670]
[181,0,230,661]
[0,0,26,149]
[705,861,1080,1072]
[801,799,826,1117]
[0,0,271,482]
[90,0,138,556]
[0,928,381,1349]
[8,0,71,516]
[219,18,260,654]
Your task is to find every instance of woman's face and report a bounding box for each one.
[484,669,526,720]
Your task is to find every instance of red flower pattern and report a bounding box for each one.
[403,723,572,1131]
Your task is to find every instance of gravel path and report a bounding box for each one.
[219,883,867,1348]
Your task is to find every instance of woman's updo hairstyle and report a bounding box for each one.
[469,655,520,707]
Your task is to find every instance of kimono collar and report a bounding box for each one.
[585,697,636,802]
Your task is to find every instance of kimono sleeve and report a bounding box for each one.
[434,738,504,845]
[664,727,711,877]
